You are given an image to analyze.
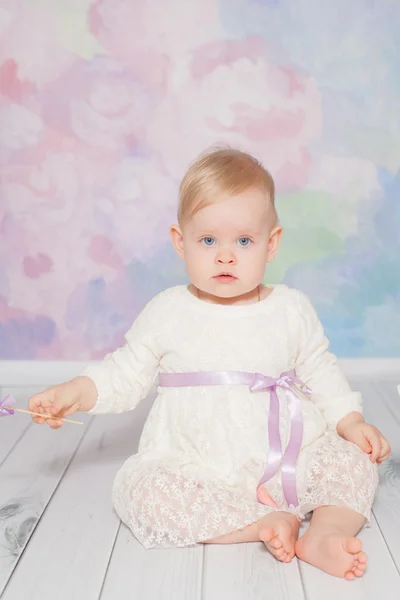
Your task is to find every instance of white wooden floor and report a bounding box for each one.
[1,378,400,600]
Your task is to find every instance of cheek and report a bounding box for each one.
[244,244,264,258]
[184,242,200,261]
[241,247,268,271]
[255,242,269,261]
[185,244,208,272]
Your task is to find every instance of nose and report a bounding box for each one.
[216,249,236,264]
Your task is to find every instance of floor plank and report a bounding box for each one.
[354,379,400,574]
[299,377,400,599]
[298,515,399,599]
[1,377,400,598]
[98,391,204,600]
[1,397,156,600]
[203,542,305,599]
[101,525,204,600]
[0,409,89,595]
[0,387,41,466]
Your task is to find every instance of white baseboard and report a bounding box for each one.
[0,361,93,387]
[0,359,399,387]
[339,359,400,379]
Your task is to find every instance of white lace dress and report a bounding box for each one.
[83,284,378,549]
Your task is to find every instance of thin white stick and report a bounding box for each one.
[3,406,83,425]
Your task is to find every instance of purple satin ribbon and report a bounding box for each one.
[158,370,311,508]
[0,395,15,416]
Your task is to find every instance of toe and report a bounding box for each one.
[344,571,355,581]
[284,553,293,563]
[345,537,362,554]
[353,568,364,577]
[261,532,282,550]
[354,557,366,569]
[357,551,368,564]
[279,522,296,552]
[260,520,296,563]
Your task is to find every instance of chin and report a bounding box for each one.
[218,284,259,298]
[210,283,247,298]
[213,289,237,298]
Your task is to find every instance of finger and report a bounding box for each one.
[367,433,381,463]
[379,437,391,458]
[49,402,80,421]
[359,438,372,454]
[28,389,55,414]
[32,415,46,425]
[377,442,391,463]
[46,417,64,429]
[43,410,65,429]
[30,404,48,425]
[30,404,45,424]
[57,404,79,418]
[48,395,80,419]
[28,391,47,412]
[353,434,371,454]
[377,451,390,463]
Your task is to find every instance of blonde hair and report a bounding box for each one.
[178,147,277,225]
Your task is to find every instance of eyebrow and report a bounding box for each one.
[196,228,261,237]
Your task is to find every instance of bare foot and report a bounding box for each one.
[296,530,368,580]
[258,512,299,563]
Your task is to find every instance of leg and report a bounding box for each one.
[204,510,300,563]
[296,506,367,580]
[294,432,378,579]
[299,432,378,521]
[112,458,296,550]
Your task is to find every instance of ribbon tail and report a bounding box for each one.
[257,387,282,490]
[281,387,303,507]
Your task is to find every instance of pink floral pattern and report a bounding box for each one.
[0,0,399,358]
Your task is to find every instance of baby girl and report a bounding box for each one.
[29,148,390,580]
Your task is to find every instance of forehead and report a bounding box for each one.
[189,189,271,233]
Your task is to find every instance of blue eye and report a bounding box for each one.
[202,237,215,246]
[238,237,251,246]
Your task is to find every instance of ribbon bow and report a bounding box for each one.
[0,395,15,416]
[158,369,311,508]
[249,371,311,507]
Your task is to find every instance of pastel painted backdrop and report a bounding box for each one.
[0,0,399,359]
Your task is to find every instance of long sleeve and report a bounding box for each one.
[292,290,362,429]
[82,297,162,415]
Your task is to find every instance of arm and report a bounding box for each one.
[292,290,363,432]
[81,298,162,415]
[292,290,390,463]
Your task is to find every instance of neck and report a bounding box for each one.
[195,285,261,305]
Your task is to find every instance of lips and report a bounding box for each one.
[213,273,237,280]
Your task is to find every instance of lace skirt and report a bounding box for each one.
[111,431,379,549]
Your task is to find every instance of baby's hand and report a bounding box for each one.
[28,381,83,429]
[342,422,391,464]
[28,376,97,430]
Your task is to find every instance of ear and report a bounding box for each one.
[266,225,283,263]
[170,224,185,259]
